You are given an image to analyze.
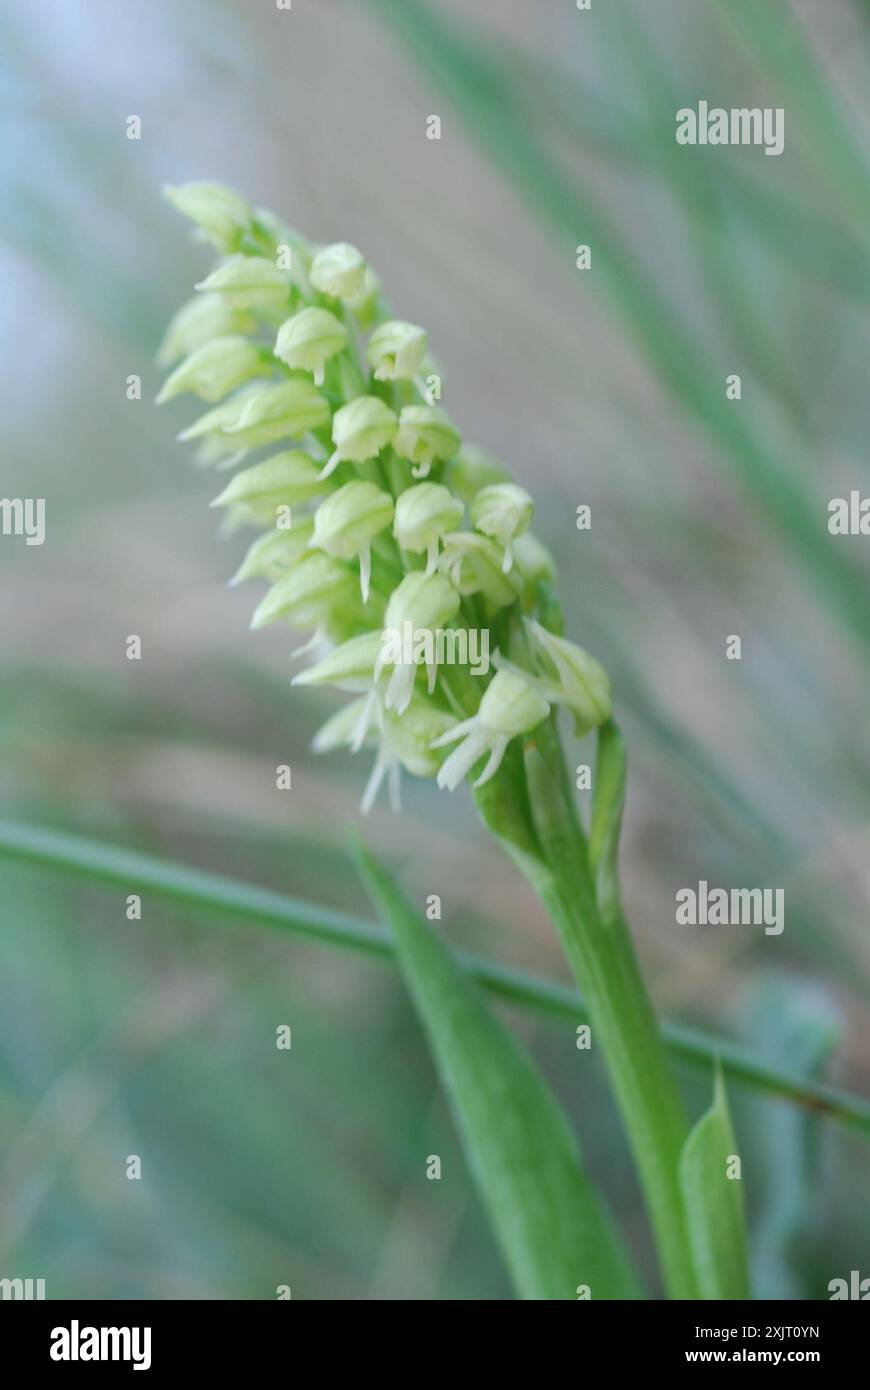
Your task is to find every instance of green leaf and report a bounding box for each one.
[679,1066,750,1300]
[354,837,643,1300]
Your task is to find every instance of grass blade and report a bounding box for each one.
[0,817,868,1135]
[353,837,643,1300]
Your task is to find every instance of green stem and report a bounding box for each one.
[521,733,698,1299]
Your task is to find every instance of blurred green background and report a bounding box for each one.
[1,0,868,1299]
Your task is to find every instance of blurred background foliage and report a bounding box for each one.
[0,0,868,1298]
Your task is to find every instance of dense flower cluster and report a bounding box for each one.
[159,182,611,811]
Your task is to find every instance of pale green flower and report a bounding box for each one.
[375,571,460,714]
[394,405,461,479]
[196,254,292,309]
[274,307,348,386]
[293,631,383,693]
[438,532,523,611]
[157,294,257,368]
[310,481,394,601]
[432,669,550,791]
[393,482,463,574]
[156,336,270,404]
[159,183,619,811]
[221,380,331,449]
[250,552,357,636]
[320,395,397,480]
[211,451,327,527]
[310,243,366,300]
[366,321,428,382]
[231,517,316,584]
[502,619,612,737]
[164,182,253,253]
[512,533,557,593]
[471,482,534,572]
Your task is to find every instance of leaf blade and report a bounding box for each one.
[354,838,643,1300]
[679,1066,750,1300]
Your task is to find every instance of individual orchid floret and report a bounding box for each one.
[249,552,357,646]
[311,697,379,756]
[156,336,271,405]
[211,451,327,527]
[345,266,382,330]
[374,571,460,715]
[438,532,523,612]
[366,320,428,382]
[364,697,458,814]
[196,254,292,309]
[498,619,611,737]
[274,307,349,386]
[512,532,557,593]
[310,242,366,300]
[443,443,510,503]
[471,483,534,572]
[156,294,257,368]
[163,182,254,253]
[394,405,461,479]
[293,631,383,693]
[432,669,550,792]
[230,517,316,585]
[221,380,331,449]
[319,395,397,480]
[310,481,394,602]
[393,483,463,575]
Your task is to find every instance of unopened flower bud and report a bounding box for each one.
[443,443,510,504]
[164,182,253,253]
[231,517,315,584]
[310,243,366,300]
[250,552,356,632]
[196,254,292,309]
[320,395,397,480]
[523,619,611,736]
[221,380,331,449]
[366,321,428,382]
[211,451,327,526]
[438,532,523,611]
[157,294,256,368]
[293,630,382,692]
[274,307,348,386]
[393,482,463,574]
[432,669,550,791]
[394,405,461,478]
[311,481,394,601]
[157,336,270,405]
[471,483,533,571]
